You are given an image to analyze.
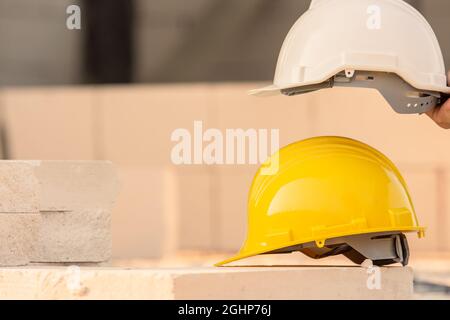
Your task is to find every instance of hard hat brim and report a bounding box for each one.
[249,71,450,115]
[215,227,425,267]
[250,75,450,98]
[248,85,282,97]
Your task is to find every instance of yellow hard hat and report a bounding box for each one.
[216,136,425,267]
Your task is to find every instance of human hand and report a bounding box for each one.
[426,72,450,129]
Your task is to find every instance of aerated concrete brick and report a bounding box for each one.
[0,161,119,264]
[34,161,120,212]
[0,214,40,266]
[0,161,40,213]
[31,161,119,262]
[30,209,112,263]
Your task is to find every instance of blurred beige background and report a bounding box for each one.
[0,0,449,261]
[0,84,449,259]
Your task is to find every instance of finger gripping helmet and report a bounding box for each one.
[251,0,450,114]
[216,137,425,267]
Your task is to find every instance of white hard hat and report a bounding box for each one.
[252,0,450,114]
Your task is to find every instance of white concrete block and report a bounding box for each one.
[1,161,119,263]
[31,209,112,263]
[34,161,120,212]
[0,214,40,266]
[0,161,40,213]
[0,266,413,300]
[32,161,119,262]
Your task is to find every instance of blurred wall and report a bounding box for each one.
[83,0,134,83]
[421,1,450,72]
[133,0,311,82]
[134,0,450,83]
[0,0,448,86]
[0,84,449,258]
[0,0,83,85]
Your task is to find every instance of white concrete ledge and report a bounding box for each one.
[0,266,413,300]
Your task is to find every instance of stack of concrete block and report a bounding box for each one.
[0,161,119,266]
